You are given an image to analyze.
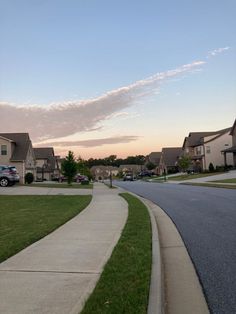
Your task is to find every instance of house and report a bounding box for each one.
[119,164,143,176]
[183,127,233,171]
[34,147,59,181]
[0,133,36,183]
[90,165,119,180]
[222,119,236,167]
[145,152,161,166]
[158,147,183,175]
[145,152,161,174]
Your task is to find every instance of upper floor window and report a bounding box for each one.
[206,146,211,154]
[196,147,202,155]
[1,145,7,155]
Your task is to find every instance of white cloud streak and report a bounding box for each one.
[207,46,230,58]
[35,135,140,148]
[0,60,205,141]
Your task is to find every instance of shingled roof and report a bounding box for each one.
[162,147,183,167]
[183,127,231,148]
[34,147,56,170]
[0,133,32,161]
[147,152,161,165]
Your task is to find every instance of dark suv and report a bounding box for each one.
[0,165,20,187]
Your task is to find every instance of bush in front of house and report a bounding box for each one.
[25,172,34,184]
[209,163,215,172]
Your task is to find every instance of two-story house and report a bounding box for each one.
[34,147,59,181]
[0,133,36,183]
[158,147,183,175]
[222,119,236,167]
[183,127,233,171]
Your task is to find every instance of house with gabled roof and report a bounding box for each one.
[34,147,60,181]
[158,147,183,175]
[183,127,233,171]
[222,119,236,167]
[145,152,161,174]
[0,133,36,183]
[90,165,119,180]
[145,152,161,166]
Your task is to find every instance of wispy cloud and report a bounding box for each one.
[0,60,205,141]
[207,46,230,58]
[36,135,140,148]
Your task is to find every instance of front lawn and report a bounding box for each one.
[25,183,93,189]
[182,182,236,189]
[0,195,92,263]
[210,178,236,184]
[168,172,225,181]
[81,193,152,314]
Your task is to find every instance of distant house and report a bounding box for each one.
[34,147,59,181]
[145,152,161,166]
[145,152,161,174]
[158,147,183,175]
[119,164,142,175]
[0,133,36,183]
[183,127,233,171]
[222,119,236,167]
[90,165,119,180]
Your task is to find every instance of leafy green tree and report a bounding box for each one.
[146,162,156,170]
[178,155,191,172]
[77,157,92,180]
[61,151,77,184]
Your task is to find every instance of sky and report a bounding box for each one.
[0,0,236,159]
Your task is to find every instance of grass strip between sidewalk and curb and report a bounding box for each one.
[81,193,152,314]
[181,182,236,189]
[0,195,92,263]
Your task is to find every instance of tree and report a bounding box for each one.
[77,157,92,180]
[61,151,77,184]
[146,162,156,170]
[178,155,191,172]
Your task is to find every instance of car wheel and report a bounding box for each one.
[0,177,9,187]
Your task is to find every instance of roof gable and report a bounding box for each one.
[162,147,183,166]
[0,133,31,161]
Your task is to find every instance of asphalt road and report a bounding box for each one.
[115,180,236,314]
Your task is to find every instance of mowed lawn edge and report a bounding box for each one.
[0,195,92,263]
[81,193,152,314]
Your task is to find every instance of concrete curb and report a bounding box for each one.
[143,197,165,314]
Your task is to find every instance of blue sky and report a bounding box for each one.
[0,0,235,158]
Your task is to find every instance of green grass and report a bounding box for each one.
[0,195,92,263]
[81,193,152,314]
[168,172,225,181]
[209,178,236,184]
[181,182,236,189]
[25,183,93,189]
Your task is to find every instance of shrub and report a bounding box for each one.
[25,172,34,184]
[209,162,215,172]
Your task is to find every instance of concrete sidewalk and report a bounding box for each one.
[0,183,128,314]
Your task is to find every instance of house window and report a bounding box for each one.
[196,147,201,155]
[206,146,211,154]
[1,145,7,155]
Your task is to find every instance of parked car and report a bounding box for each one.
[138,170,152,177]
[75,174,89,183]
[123,173,134,181]
[0,165,20,187]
